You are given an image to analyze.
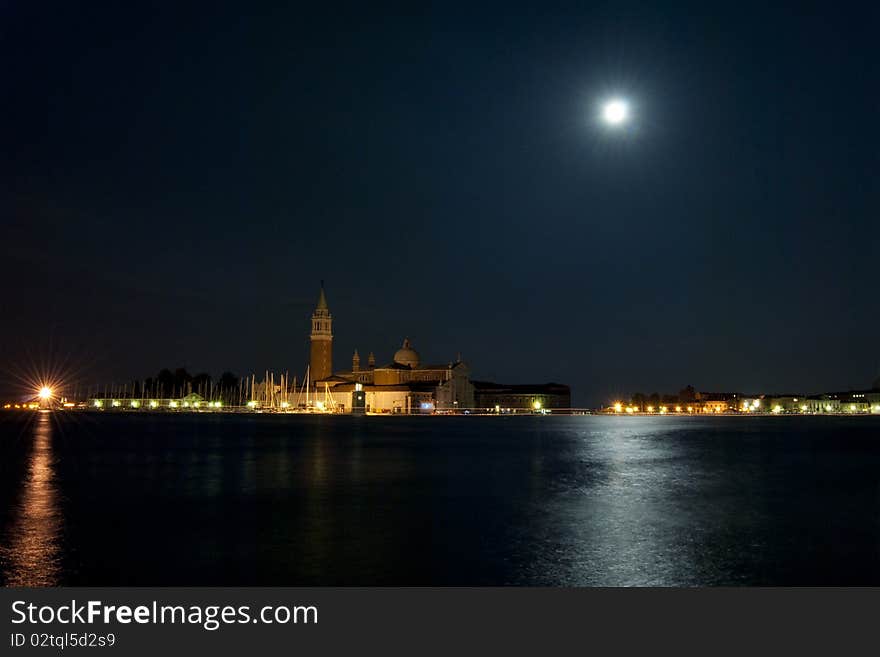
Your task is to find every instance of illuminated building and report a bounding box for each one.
[309,287,474,413]
[701,400,729,414]
[802,396,840,414]
[765,396,805,414]
[87,392,217,410]
[309,284,333,382]
[307,285,568,413]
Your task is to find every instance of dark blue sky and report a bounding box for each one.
[1,1,878,404]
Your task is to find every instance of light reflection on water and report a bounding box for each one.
[1,413,63,586]
[3,413,880,585]
[525,423,702,586]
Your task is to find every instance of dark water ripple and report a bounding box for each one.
[2,412,880,586]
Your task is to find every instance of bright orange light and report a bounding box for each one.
[38,386,52,400]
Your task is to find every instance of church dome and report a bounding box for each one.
[393,338,420,368]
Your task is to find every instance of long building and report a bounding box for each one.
[471,381,571,412]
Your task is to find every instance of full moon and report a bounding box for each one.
[602,99,629,125]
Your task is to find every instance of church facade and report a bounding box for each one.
[308,286,475,413]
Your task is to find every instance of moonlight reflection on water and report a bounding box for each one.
[3,413,880,586]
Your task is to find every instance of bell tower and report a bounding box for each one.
[309,282,333,382]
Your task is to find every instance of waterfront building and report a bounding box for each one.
[803,395,841,413]
[701,400,729,413]
[697,392,747,413]
[307,288,475,413]
[839,391,877,414]
[309,284,333,382]
[303,285,570,413]
[822,390,880,414]
[87,392,223,410]
[842,398,871,413]
[766,395,805,413]
[319,340,475,413]
[472,381,571,412]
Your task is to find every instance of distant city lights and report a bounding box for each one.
[601,396,879,416]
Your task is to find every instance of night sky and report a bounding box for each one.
[2,1,878,405]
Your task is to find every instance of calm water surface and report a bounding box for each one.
[2,412,880,586]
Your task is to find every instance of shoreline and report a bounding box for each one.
[3,408,879,418]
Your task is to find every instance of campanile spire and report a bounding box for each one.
[309,282,333,381]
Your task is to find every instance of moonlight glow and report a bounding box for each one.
[601,99,629,125]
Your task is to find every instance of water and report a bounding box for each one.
[2,412,880,586]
